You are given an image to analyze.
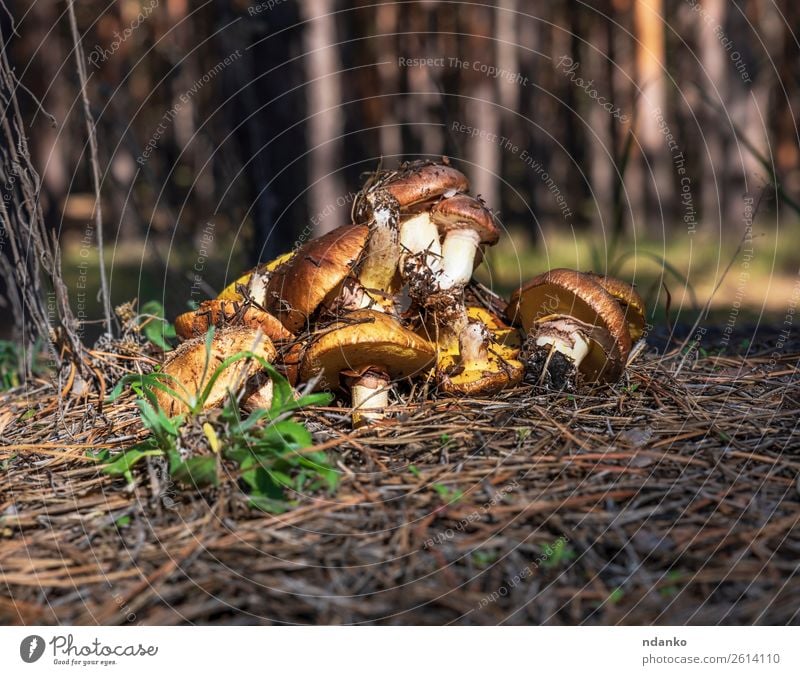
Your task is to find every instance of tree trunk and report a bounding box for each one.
[303,0,345,236]
[632,0,674,236]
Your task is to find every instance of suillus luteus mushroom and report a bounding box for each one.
[300,310,435,427]
[163,160,645,426]
[508,268,633,390]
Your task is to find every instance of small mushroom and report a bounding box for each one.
[299,309,435,427]
[391,163,469,280]
[266,224,369,332]
[508,268,632,388]
[429,194,499,291]
[155,326,277,415]
[435,306,524,396]
[584,272,647,342]
[174,299,293,342]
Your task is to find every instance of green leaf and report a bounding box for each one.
[107,371,189,410]
[268,469,295,488]
[195,348,273,411]
[266,419,312,448]
[139,300,177,351]
[248,494,291,514]
[103,447,163,483]
[136,399,181,450]
[172,455,219,487]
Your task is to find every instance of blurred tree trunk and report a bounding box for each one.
[774,0,800,198]
[375,3,402,161]
[220,2,307,263]
[699,0,730,230]
[495,0,518,235]
[463,6,499,213]
[561,0,590,230]
[632,0,674,235]
[303,0,345,236]
[516,9,540,235]
[405,3,444,158]
[588,3,615,245]
[735,1,779,200]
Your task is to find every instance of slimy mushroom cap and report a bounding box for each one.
[584,272,647,342]
[266,224,369,332]
[430,194,500,246]
[300,309,435,391]
[359,161,470,215]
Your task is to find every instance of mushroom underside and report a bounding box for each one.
[522,316,622,389]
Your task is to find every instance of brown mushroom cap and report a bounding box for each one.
[584,272,647,342]
[299,309,435,391]
[378,162,469,210]
[266,224,369,333]
[174,299,293,342]
[430,194,500,245]
[155,326,277,416]
[507,268,632,382]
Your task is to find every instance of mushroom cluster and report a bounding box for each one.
[158,159,646,426]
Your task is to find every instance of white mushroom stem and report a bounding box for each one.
[350,371,391,427]
[535,330,591,370]
[438,228,481,290]
[399,211,442,275]
[459,321,491,367]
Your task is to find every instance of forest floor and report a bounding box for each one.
[0,324,798,625]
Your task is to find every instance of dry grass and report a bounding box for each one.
[0,326,798,625]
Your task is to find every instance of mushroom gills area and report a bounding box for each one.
[523,318,591,389]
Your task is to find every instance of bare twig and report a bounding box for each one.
[0,11,83,374]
